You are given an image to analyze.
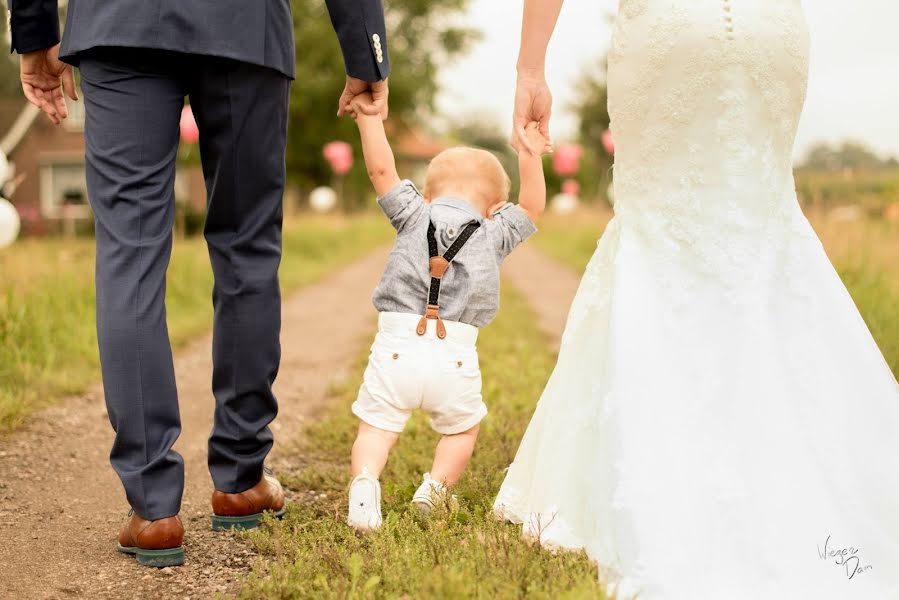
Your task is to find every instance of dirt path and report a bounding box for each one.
[502,243,583,347]
[0,249,388,600]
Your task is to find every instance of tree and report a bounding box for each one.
[800,141,897,171]
[0,4,25,98]
[287,0,477,206]
[569,59,613,204]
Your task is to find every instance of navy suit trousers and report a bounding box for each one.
[79,49,289,520]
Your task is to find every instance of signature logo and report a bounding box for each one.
[818,535,873,580]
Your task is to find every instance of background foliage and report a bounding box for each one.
[285,0,477,206]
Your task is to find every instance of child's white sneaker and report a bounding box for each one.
[411,473,458,514]
[347,468,382,532]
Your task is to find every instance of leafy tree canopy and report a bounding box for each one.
[287,0,477,199]
[800,141,899,171]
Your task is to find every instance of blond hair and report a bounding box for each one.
[424,147,511,204]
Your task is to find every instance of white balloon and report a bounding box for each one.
[309,186,337,213]
[550,193,578,215]
[0,197,21,249]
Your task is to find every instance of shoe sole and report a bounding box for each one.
[347,519,382,533]
[117,544,185,567]
[411,498,435,515]
[210,507,286,531]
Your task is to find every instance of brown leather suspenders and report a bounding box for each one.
[416,220,481,339]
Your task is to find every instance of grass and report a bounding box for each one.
[0,214,393,432]
[809,213,899,375]
[238,288,608,599]
[234,203,897,599]
[795,168,899,214]
[532,207,899,378]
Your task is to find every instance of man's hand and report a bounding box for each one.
[512,73,553,156]
[347,92,376,120]
[20,44,78,125]
[337,76,388,120]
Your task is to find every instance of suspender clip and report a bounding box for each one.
[417,220,480,340]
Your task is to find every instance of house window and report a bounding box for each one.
[39,161,90,219]
[62,95,85,132]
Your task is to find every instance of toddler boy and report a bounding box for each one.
[345,93,550,531]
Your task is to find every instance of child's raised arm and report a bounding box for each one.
[518,123,548,222]
[351,94,401,197]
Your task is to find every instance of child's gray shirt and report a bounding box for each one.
[372,180,537,328]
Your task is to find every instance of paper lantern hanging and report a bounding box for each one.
[180,105,200,144]
[601,129,615,155]
[323,141,354,176]
[561,179,581,198]
[552,143,583,177]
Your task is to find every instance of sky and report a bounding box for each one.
[437,0,899,162]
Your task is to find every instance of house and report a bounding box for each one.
[1,94,448,236]
[0,97,206,236]
[390,121,450,183]
[1,99,88,235]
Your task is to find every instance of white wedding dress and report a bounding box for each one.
[494,2,899,598]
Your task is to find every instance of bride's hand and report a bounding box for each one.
[512,73,553,155]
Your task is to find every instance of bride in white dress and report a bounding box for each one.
[496,1,899,598]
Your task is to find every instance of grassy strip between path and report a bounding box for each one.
[532,210,899,378]
[0,215,393,432]
[239,287,608,599]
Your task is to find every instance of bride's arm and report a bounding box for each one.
[513,0,564,155]
[517,0,565,77]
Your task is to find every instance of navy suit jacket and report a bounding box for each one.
[8,0,390,81]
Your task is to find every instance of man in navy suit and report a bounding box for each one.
[9,0,389,567]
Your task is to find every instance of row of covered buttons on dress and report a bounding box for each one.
[723,0,735,40]
[372,33,384,64]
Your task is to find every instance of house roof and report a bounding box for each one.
[386,120,449,161]
[0,100,24,140]
[0,100,41,156]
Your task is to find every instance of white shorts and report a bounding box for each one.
[352,312,486,435]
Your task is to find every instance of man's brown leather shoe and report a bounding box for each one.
[116,510,185,567]
[211,467,286,531]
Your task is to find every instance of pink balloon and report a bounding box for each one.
[180,105,200,144]
[601,129,615,155]
[323,141,354,176]
[552,143,583,177]
[561,179,580,197]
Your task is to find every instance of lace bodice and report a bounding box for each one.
[606,0,811,297]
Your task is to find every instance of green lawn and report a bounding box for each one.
[532,209,899,378]
[239,288,608,599]
[0,215,392,432]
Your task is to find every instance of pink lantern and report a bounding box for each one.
[552,143,583,177]
[561,179,581,197]
[323,141,354,176]
[180,106,200,144]
[601,129,615,155]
